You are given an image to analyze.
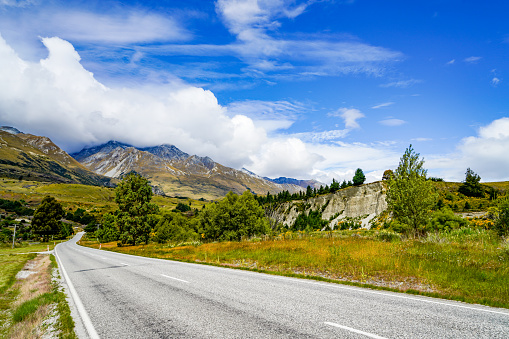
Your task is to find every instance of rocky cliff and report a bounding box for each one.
[278,181,387,229]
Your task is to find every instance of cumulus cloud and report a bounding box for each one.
[330,107,364,129]
[427,117,509,182]
[0,34,328,177]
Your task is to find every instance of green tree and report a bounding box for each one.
[458,168,484,198]
[352,168,366,186]
[493,197,509,236]
[32,196,64,241]
[154,212,197,243]
[115,173,158,245]
[199,191,269,241]
[330,179,340,193]
[95,213,120,243]
[386,145,437,236]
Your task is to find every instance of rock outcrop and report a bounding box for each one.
[278,181,387,229]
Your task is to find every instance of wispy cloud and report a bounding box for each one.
[371,102,394,109]
[412,137,432,142]
[379,118,406,126]
[446,59,455,65]
[464,56,482,63]
[491,77,501,86]
[380,79,421,88]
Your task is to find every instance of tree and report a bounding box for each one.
[200,191,269,241]
[386,145,437,236]
[493,197,509,236]
[382,169,394,181]
[115,173,158,245]
[352,168,366,186]
[32,196,64,241]
[458,168,484,197]
[95,213,119,243]
[330,179,340,193]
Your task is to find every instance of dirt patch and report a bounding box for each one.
[8,254,60,339]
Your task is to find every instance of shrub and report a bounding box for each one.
[427,208,467,232]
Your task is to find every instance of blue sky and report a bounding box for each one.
[0,0,508,183]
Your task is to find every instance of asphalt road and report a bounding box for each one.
[55,233,509,339]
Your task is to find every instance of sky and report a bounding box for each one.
[0,0,508,184]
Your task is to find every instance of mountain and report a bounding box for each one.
[264,176,323,190]
[71,142,305,199]
[0,129,111,186]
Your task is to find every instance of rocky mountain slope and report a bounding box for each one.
[0,128,111,186]
[71,142,305,199]
[275,181,387,229]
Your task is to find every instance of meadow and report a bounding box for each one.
[82,228,509,309]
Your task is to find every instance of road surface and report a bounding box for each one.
[55,233,509,338]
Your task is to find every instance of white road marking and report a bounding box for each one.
[55,245,100,339]
[120,263,129,266]
[161,274,189,283]
[324,322,387,339]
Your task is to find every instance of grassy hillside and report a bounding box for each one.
[0,178,209,215]
[0,131,110,186]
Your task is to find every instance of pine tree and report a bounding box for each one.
[352,168,366,186]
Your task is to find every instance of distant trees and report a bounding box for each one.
[352,168,366,186]
[200,191,269,241]
[386,145,437,235]
[115,173,158,245]
[458,168,484,197]
[32,196,64,241]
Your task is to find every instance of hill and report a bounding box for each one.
[0,129,111,186]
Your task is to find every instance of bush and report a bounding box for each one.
[493,197,509,236]
[427,208,468,232]
[154,212,197,243]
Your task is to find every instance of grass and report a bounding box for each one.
[0,243,76,338]
[0,178,210,214]
[83,229,509,309]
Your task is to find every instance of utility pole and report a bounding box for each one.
[12,224,16,249]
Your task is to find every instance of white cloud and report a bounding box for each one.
[211,0,402,77]
[329,107,364,129]
[226,99,306,132]
[371,102,394,109]
[464,56,482,63]
[411,137,432,142]
[248,138,324,178]
[380,79,421,88]
[0,34,330,179]
[427,117,509,182]
[379,118,406,126]
[446,59,455,65]
[491,77,501,86]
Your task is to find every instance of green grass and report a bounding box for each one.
[84,229,509,309]
[0,178,210,214]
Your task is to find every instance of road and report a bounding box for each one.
[55,233,509,339]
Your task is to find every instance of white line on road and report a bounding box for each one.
[161,274,189,283]
[120,263,129,266]
[324,322,387,339]
[55,245,100,339]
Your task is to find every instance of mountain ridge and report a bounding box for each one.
[71,141,309,199]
